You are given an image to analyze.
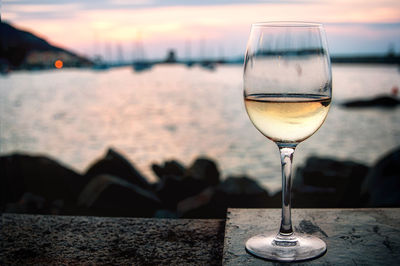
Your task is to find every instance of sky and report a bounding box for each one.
[2,0,400,61]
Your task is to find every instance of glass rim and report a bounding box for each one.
[251,21,323,28]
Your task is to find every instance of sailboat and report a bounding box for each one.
[91,32,110,71]
[132,33,152,72]
[132,60,152,72]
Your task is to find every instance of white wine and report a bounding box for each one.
[244,93,331,143]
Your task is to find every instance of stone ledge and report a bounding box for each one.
[3,209,399,265]
[223,208,400,265]
[1,214,225,265]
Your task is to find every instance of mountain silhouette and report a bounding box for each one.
[0,21,91,70]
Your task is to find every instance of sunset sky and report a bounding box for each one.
[3,0,400,61]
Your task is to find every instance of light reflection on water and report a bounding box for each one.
[1,64,399,192]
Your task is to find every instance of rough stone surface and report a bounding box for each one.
[223,208,400,265]
[1,214,225,265]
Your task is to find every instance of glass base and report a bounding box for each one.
[246,232,326,262]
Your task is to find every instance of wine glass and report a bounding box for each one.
[243,22,332,261]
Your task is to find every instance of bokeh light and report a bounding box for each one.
[54,59,63,69]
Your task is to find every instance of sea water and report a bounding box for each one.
[1,64,399,191]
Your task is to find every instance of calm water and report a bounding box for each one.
[1,64,399,192]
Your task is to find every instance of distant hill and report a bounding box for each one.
[0,21,92,71]
[331,54,400,64]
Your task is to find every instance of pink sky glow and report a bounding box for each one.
[3,0,400,60]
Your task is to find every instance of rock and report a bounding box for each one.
[186,157,220,186]
[342,95,400,108]
[295,157,369,189]
[84,148,152,191]
[77,174,162,217]
[155,175,208,210]
[361,147,400,207]
[180,176,272,219]
[153,209,178,218]
[177,187,215,216]
[154,157,220,210]
[214,176,271,208]
[4,193,64,215]
[151,160,186,179]
[293,157,369,207]
[0,153,84,211]
[5,192,45,214]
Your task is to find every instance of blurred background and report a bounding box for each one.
[1,0,399,217]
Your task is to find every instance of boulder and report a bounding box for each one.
[151,160,186,179]
[186,157,220,186]
[342,95,400,108]
[84,148,152,191]
[293,157,369,207]
[4,192,64,215]
[154,157,220,210]
[214,176,271,208]
[77,174,162,217]
[361,147,400,207]
[155,175,208,210]
[177,187,215,216]
[180,176,272,219]
[4,192,45,214]
[0,153,84,211]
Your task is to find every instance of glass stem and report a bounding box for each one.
[278,144,296,236]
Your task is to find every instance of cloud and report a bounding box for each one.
[4,0,400,23]
[109,0,156,5]
[3,3,83,20]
